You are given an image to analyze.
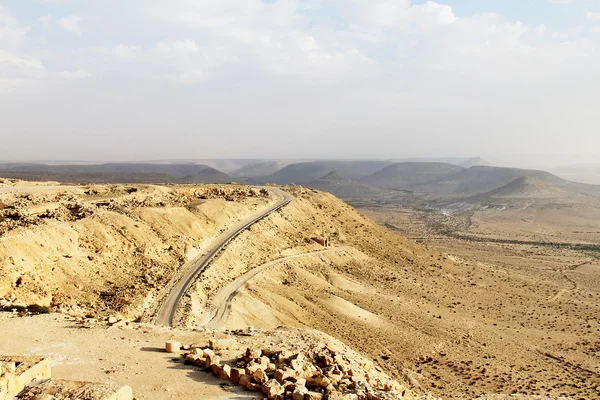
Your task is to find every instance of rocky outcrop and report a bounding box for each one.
[173,338,411,400]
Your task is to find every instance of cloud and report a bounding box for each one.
[39,15,52,29]
[57,15,81,36]
[2,0,600,162]
[0,6,30,47]
[587,11,600,22]
[57,69,90,79]
[0,6,45,92]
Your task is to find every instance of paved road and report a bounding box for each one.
[154,187,293,327]
[203,247,352,330]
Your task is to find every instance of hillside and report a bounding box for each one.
[0,179,274,315]
[438,177,600,244]
[410,166,571,198]
[361,162,464,190]
[1,178,599,399]
[306,171,393,205]
[257,160,392,184]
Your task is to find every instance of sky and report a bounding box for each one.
[1,0,599,168]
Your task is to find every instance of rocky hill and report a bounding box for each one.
[257,161,392,185]
[361,162,464,190]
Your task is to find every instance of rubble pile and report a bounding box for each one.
[172,339,410,400]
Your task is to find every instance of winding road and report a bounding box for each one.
[203,246,352,330]
[154,187,293,327]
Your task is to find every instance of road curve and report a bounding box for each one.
[203,246,352,330]
[154,187,293,327]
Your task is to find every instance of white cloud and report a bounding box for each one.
[39,15,52,29]
[156,39,199,54]
[0,6,45,92]
[2,0,600,162]
[57,15,81,36]
[587,11,600,22]
[57,69,90,79]
[0,6,30,47]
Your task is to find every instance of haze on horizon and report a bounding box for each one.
[1,0,599,169]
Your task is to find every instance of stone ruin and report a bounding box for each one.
[166,339,411,400]
[0,355,131,400]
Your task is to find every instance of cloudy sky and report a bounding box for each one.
[1,0,599,167]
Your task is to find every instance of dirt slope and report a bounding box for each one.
[183,186,600,399]
[0,179,275,318]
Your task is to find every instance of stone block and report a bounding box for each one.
[230,368,244,383]
[165,340,181,353]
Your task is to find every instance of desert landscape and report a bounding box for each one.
[1,159,599,399]
[4,0,599,397]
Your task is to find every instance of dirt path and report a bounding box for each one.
[153,187,293,327]
[547,260,589,302]
[203,246,353,330]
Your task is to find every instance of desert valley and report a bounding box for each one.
[1,159,599,400]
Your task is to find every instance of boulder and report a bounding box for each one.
[212,364,222,376]
[262,379,285,399]
[253,368,268,384]
[305,391,324,400]
[203,348,215,358]
[238,374,252,387]
[219,364,231,380]
[185,354,205,367]
[209,338,238,351]
[230,368,245,383]
[292,385,308,400]
[246,348,262,359]
[205,355,220,369]
[307,375,331,389]
[246,382,262,392]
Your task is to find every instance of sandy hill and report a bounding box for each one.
[361,162,464,189]
[0,163,233,184]
[257,161,392,184]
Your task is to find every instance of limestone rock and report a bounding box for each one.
[262,379,284,399]
[165,340,181,353]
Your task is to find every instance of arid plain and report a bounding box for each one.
[1,160,599,399]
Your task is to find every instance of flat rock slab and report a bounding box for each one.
[1,356,51,399]
[17,379,132,400]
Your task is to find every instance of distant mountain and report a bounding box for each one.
[311,171,353,185]
[361,162,464,190]
[441,177,579,211]
[257,161,392,184]
[307,171,392,202]
[460,157,492,168]
[0,163,232,184]
[481,176,567,199]
[386,157,491,168]
[410,165,600,199]
[232,161,294,179]
[179,167,232,183]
